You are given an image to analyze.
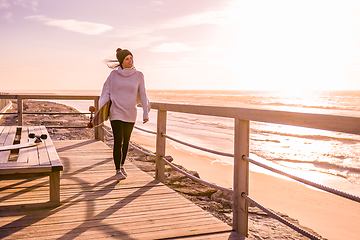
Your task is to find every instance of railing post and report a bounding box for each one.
[17,96,23,126]
[233,118,250,237]
[155,109,167,182]
[94,97,104,141]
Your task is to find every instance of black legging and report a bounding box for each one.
[110,120,135,170]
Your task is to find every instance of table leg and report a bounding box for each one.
[50,171,60,205]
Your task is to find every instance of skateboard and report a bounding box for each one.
[0,133,47,151]
[88,100,111,128]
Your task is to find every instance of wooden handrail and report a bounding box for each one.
[0,94,103,140]
[150,101,360,237]
[150,102,360,135]
[0,94,99,100]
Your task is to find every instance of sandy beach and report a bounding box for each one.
[1,99,359,239]
[130,132,360,240]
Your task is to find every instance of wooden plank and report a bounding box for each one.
[31,126,50,166]
[0,199,205,225]
[0,126,10,145]
[0,210,216,231]
[39,126,62,170]
[0,188,184,210]
[0,94,99,101]
[0,188,182,207]
[17,126,30,163]
[0,165,52,175]
[27,126,39,165]
[0,126,5,137]
[5,126,17,146]
[0,211,213,235]
[0,126,11,163]
[151,102,360,135]
[0,162,50,168]
[0,126,17,163]
[53,139,112,151]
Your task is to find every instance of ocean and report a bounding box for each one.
[32,89,360,196]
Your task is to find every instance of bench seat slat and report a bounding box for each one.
[27,126,40,165]
[0,126,9,144]
[0,126,17,163]
[34,126,50,165]
[17,126,30,163]
[40,126,62,168]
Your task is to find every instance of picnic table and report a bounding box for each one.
[0,125,63,207]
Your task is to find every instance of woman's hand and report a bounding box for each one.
[143,118,149,124]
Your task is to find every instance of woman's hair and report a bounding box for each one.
[104,59,120,69]
[105,48,133,69]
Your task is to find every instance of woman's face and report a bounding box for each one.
[122,55,133,69]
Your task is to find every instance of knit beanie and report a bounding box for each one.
[116,48,133,68]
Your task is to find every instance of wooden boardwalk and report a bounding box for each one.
[0,139,234,239]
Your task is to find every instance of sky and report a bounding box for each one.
[1,0,360,91]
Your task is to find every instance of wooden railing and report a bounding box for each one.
[149,102,360,237]
[0,94,103,140]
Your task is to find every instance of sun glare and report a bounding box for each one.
[228,0,360,91]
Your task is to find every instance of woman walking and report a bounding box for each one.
[99,48,150,181]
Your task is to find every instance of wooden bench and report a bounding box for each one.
[0,125,63,207]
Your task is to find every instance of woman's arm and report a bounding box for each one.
[99,73,112,108]
[138,74,150,123]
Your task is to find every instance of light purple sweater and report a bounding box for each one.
[99,67,149,123]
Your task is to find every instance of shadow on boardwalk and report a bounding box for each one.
[0,140,233,239]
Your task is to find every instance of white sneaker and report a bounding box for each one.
[120,167,128,177]
[115,171,126,181]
